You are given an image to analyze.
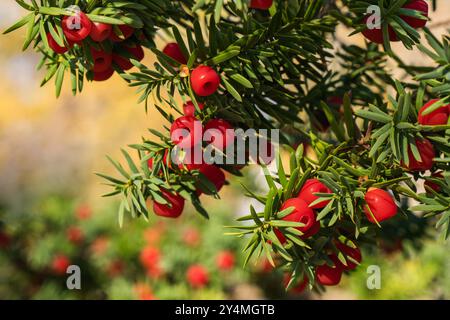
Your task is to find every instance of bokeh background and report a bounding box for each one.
[1,2,450,300]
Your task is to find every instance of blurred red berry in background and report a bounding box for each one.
[76,204,92,220]
[216,251,235,271]
[90,236,109,256]
[140,246,161,270]
[51,255,71,275]
[186,265,209,288]
[182,227,201,247]
[67,226,84,244]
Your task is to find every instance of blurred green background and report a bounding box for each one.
[0,2,449,300]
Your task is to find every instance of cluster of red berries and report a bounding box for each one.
[274,179,399,287]
[186,251,235,289]
[147,43,231,219]
[417,99,449,191]
[315,241,363,286]
[274,179,333,243]
[148,103,235,219]
[46,11,144,81]
[171,103,234,151]
[66,204,93,244]
[277,180,398,229]
[282,240,363,289]
[356,99,448,223]
[163,43,221,97]
[400,99,449,173]
[362,0,429,44]
[139,226,234,288]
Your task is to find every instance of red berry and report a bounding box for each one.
[62,11,92,42]
[204,118,235,151]
[89,22,112,42]
[110,25,134,42]
[90,236,109,255]
[51,255,71,275]
[334,242,362,270]
[250,0,273,10]
[402,138,435,171]
[152,189,185,218]
[186,265,209,288]
[191,66,221,97]
[112,45,145,71]
[300,220,320,239]
[162,43,187,65]
[401,0,429,29]
[260,259,275,273]
[364,188,398,223]
[275,198,316,244]
[170,116,203,148]
[197,164,226,194]
[424,171,444,193]
[284,274,309,294]
[46,32,71,54]
[418,99,450,126]
[361,16,399,44]
[216,250,235,271]
[183,101,204,117]
[90,48,113,73]
[67,227,84,244]
[298,179,332,209]
[183,228,201,247]
[361,1,427,44]
[315,263,342,286]
[93,68,114,81]
[76,204,92,220]
[139,246,161,269]
[128,45,145,61]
